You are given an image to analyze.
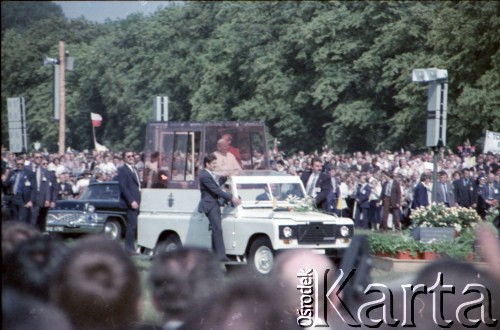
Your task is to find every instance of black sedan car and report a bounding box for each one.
[46,181,126,240]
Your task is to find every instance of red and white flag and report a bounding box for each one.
[91,112,102,127]
[273,138,279,154]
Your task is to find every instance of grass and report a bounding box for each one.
[133,257,163,325]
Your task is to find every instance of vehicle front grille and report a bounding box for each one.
[47,212,82,223]
[297,223,338,244]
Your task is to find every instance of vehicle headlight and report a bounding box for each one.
[340,225,350,237]
[282,226,293,238]
[68,213,98,225]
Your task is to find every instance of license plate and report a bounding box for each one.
[47,226,64,232]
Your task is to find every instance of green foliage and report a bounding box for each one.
[1,1,64,33]
[367,231,418,256]
[1,2,498,153]
[366,227,477,261]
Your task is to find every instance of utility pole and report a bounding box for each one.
[58,40,66,155]
[412,68,448,203]
[43,41,73,155]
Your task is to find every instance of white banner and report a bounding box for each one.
[484,130,500,154]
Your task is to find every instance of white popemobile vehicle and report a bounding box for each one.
[137,122,354,274]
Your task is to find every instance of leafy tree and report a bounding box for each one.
[1,1,497,154]
[1,1,64,35]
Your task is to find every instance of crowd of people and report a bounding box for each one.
[1,145,499,228]
[1,141,499,329]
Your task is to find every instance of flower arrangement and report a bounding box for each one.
[485,206,499,224]
[285,195,316,212]
[411,203,481,233]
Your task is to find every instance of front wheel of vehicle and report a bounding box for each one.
[104,220,122,241]
[248,237,275,275]
[155,235,182,255]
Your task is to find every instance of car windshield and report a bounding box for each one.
[81,185,119,200]
[236,182,305,208]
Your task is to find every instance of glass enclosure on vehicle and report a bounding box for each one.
[82,184,120,200]
[236,183,305,203]
[142,122,269,189]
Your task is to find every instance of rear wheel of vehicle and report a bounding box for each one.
[155,235,182,255]
[248,237,275,275]
[104,220,122,241]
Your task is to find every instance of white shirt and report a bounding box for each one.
[214,151,242,172]
[306,173,319,197]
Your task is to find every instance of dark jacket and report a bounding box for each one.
[300,171,331,211]
[355,183,371,209]
[412,182,429,209]
[4,169,36,203]
[118,164,141,209]
[197,169,233,213]
[453,178,477,207]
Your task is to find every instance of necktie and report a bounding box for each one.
[13,171,21,194]
[442,183,448,203]
[36,166,41,191]
[131,165,140,188]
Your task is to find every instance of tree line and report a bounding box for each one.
[1,1,499,154]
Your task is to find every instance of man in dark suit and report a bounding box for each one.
[480,173,500,213]
[300,157,331,211]
[198,153,241,262]
[453,168,477,208]
[35,158,58,231]
[2,156,35,223]
[118,151,142,255]
[256,186,272,201]
[412,173,430,209]
[27,152,52,230]
[354,174,371,229]
[57,171,75,200]
[381,171,402,230]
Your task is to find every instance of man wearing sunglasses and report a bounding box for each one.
[118,151,141,255]
[1,156,35,223]
[27,152,54,231]
[38,158,58,230]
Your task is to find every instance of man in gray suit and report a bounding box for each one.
[198,153,241,262]
[28,152,53,230]
[435,171,456,207]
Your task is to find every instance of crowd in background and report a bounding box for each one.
[1,144,499,329]
[1,145,499,227]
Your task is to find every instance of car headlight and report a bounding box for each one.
[282,226,293,238]
[67,213,98,225]
[340,225,350,237]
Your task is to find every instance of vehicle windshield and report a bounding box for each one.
[236,182,305,208]
[81,184,119,200]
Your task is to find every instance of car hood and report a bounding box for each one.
[52,199,122,211]
[238,208,352,223]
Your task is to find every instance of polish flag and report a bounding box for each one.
[273,138,279,154]
[91,112,102,127]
